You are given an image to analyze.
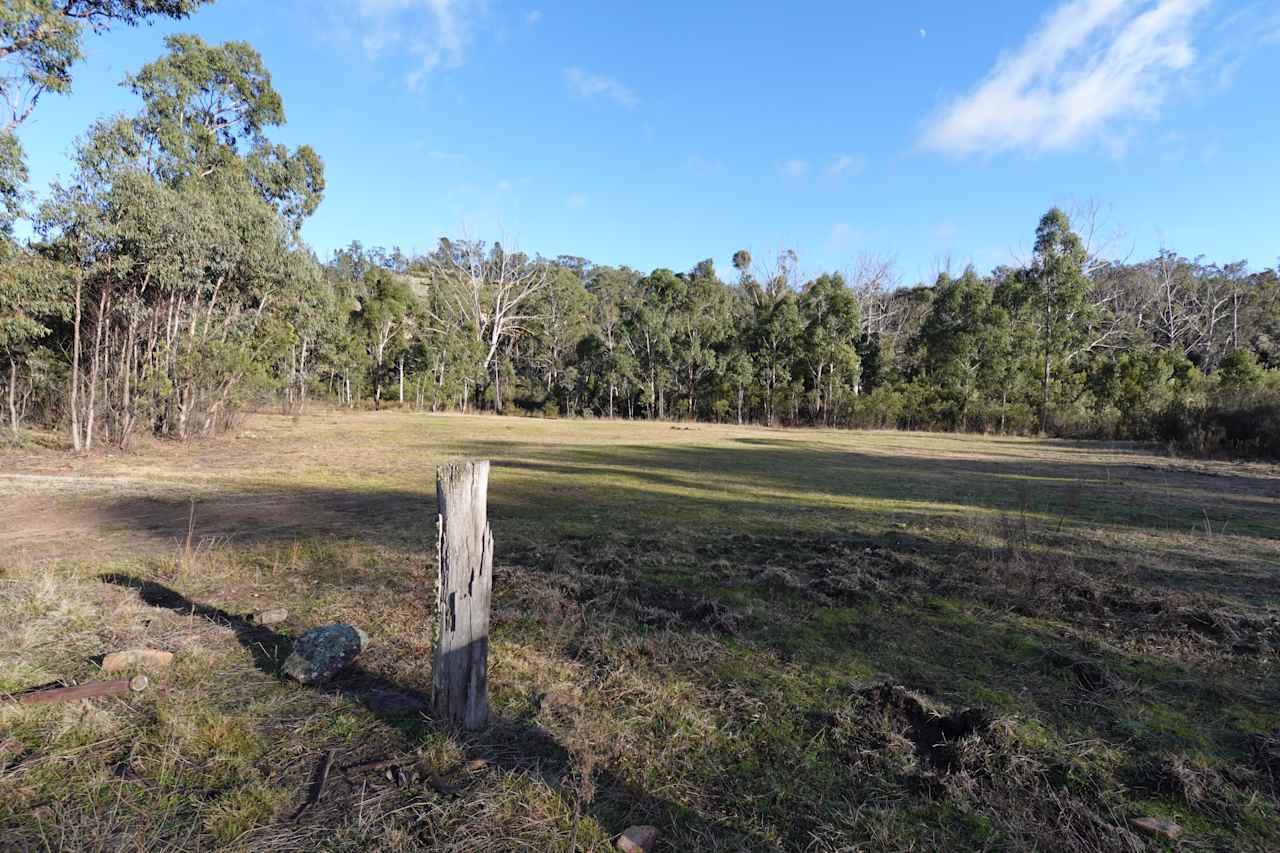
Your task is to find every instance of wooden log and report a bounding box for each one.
[7,676,149,705]
[432,460,493,731]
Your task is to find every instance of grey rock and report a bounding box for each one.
[282,624,367,684]
[616,825,659,852]
[101,649,174,673]
[1131,817,1182,842]
[251,607,289,626]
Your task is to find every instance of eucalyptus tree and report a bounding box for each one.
[0,244,65,433]
[1,1,210,224]
[415,239,549,412]
[751,291,802,426]
[1016,208,1094,433]
[798,273,860,425]
[585,264,639,417]
[528,265,594,413]
[669,259,732,419]
[913,269,1012,430]
[622,270,683,418]
[359,267,413,407]
[38,34,324,448]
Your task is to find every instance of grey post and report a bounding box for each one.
[432,460,493,730]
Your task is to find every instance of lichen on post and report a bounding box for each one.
[432,460,493,731]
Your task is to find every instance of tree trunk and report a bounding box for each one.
[398,355,405,404]
[70,276,83,452]
[7,354,18,436]
[85,287,109,451]
[492,360,501,414]
[433,460,493,731]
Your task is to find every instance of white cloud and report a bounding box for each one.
[337,0,485,90]
[525,9,542,25]
[829,223,865,251]
[921,0,1210,156]
[920,28,928,39]
[496,178,513,193]
[564,67,638,108]
[778,159,810,179]
[566,192,588,209]
[825,153,866,180]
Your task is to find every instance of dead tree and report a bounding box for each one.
[432,460,493,730]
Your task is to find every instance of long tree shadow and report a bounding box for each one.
[99,573,434,725]
[99,573,774,849]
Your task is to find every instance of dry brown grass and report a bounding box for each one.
[2,409,1279,850]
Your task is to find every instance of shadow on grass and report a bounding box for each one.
[99,573,771,849]
[99,573,433,728]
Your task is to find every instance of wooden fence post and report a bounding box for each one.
[433,460,493,731]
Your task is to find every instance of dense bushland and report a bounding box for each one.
[2,4,1277,456]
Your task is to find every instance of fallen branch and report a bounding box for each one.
[340,756,402,774]
[5,676,149,706]
[292,749,335,821]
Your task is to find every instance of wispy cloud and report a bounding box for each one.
[564,67,638,108]
[525,9,542,25]
[825,153,866,180]
[922,0,1210,156]
[778,159,810,179]
[332,0,487,90]
[566,192,588,209]
[829,223,866,251]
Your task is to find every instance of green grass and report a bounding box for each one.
[2,410,1279,850]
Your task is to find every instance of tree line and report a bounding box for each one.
[313,225,1279,457]
[2,3,1278,456]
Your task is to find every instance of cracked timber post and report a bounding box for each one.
[433,460,493,731]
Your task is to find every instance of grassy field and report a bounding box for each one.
[3,411,1280,851]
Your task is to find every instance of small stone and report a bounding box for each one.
[616,825,659,853]
[282,624,367,684]
[101,649,174,674]
[1131,817,1182,842]
[464,758,490,773]
[251,608,289,626]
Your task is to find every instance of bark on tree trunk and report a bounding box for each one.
[433,460,493,731]
[492,361,502,414]
[7,354,18,436]
[85,287,108,451]
[70,276,83,452]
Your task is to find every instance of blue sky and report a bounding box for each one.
[14,0,1280,284]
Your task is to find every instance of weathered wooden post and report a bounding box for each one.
[432,460,493,730]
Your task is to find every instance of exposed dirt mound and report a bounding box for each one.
[858,684,993,772]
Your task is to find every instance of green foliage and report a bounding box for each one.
[1216,349,1265,393]
[21,33,325,447]
[4,21,1279,464]
[0,1,209,223]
